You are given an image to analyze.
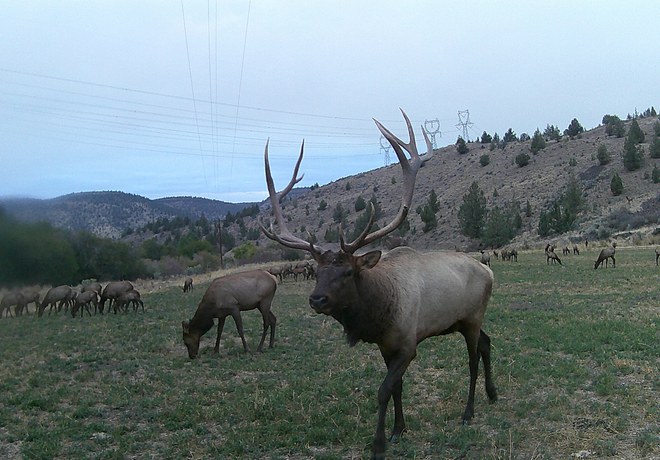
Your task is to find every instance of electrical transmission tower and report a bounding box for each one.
[456,110,474,141]
[424,119,441,148]
[380,135,391,166]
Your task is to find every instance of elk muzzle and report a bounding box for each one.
[309,294,329,314]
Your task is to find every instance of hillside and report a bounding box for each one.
[236,115,659,252]
[1,115,658,251]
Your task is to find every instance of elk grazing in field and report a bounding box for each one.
[115,289,144,312]
[38,285,74,317]
[1,292,21,318]
[99,281,134,314]
[260,110,497,459]
[655,247,659,266]
[183,277,193,293]
[71,290,98,317]
[182,269,278,359]
[545,244,562,265]
[572,244,580,255]
[480,250,491,266]
[594,242,616,269]
[15,289,41,316]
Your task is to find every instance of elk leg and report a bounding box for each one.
[268,311,277,348]
[461,326,481,424]
[478,330,498,402]
[214,316,227,353]
[256,309,269,352]
[390,377,405,443]
[373,348,416,458]
[230,311,250,352]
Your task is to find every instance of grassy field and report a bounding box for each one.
[0,247,658,459]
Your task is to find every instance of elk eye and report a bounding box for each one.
[343,269,353,278]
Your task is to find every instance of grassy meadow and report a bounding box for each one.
[0,246,658,459]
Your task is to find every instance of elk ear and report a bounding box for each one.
[356,250,381,271]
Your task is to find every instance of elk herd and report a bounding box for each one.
[0,280,145,319]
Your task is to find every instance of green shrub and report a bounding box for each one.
[515,152,530,167]
[610,173,624,196]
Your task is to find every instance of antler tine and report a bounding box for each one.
[341,110,427,254]
[260,140,323,254]
[340,202,376,253]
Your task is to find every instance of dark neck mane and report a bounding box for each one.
[337,271,396,346]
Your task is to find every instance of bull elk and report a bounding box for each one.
[261,110,497,459]
[594,242,616,269]
[182,269,278,359]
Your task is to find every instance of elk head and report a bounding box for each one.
[261,109,432,319]
[181,320,201,359]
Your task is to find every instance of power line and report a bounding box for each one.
[180,0,208,188]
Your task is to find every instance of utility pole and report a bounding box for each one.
[216,221,224,269]
[379,135,391,166]
[456,110,474,141]
[424,119,441,148]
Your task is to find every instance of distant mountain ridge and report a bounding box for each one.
[0,191,255,239]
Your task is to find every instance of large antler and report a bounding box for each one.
[340,109,433,254]
[260,140,323,255]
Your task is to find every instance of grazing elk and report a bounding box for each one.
[115,289,144,313]
[594,242,616,269]
[545,244,562,265]
[260,110,497,459]
[182,269,278,359]
[480,250,491,267]
[38,285,74,317]
[572,244,580,255]
[655,247,659,266]
[71,290,98,317]
[1,292,21,318]
[183,277,194,293]
[99,281,134,314]
[15,289,41,316]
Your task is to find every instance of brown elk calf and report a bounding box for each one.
[115,289,144,313]
[181,270,277,359]
[72,290,98,317]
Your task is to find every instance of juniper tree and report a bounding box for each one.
[458,182,487,238]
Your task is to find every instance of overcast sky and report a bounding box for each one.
[1,1,658,203]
